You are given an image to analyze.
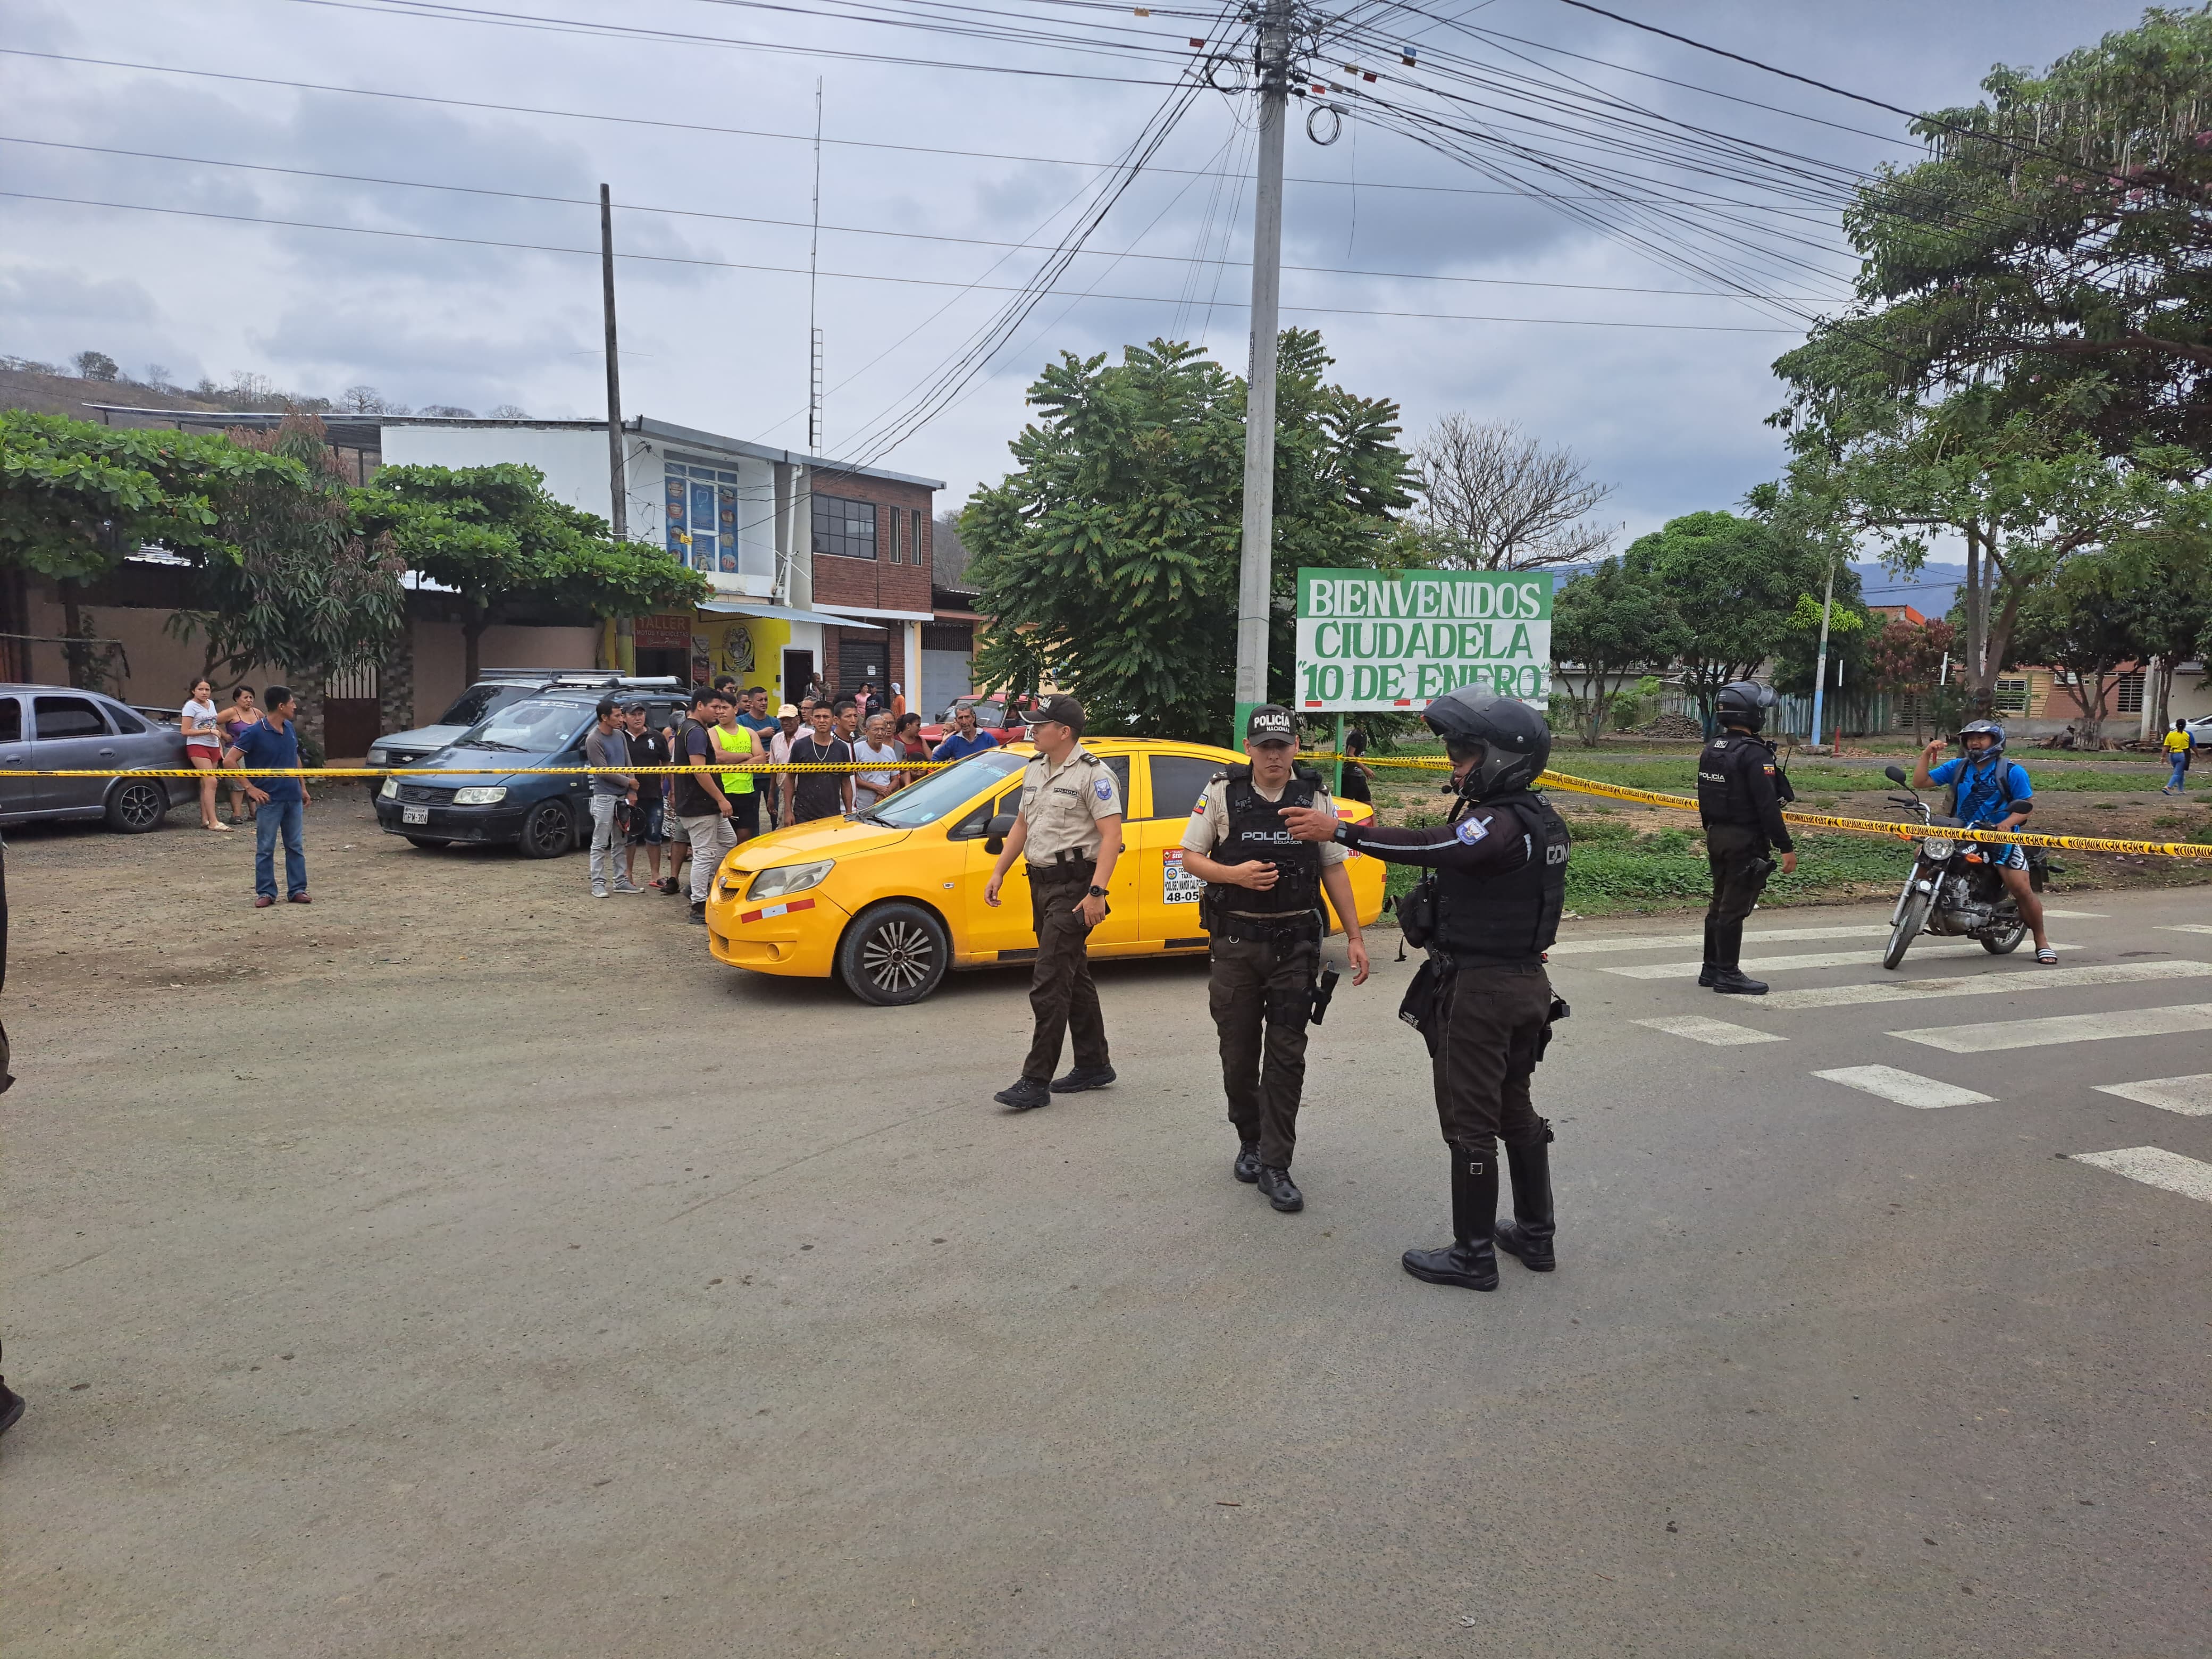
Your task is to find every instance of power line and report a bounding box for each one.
[0,49,1876,209]
[0,135,1842,301]
[0,190,1807,333]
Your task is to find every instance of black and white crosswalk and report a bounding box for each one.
[1557,898,2212,1210]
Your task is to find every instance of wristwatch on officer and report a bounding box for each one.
[1086,884,1108,897]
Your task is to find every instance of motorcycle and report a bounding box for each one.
[1877,764,2030,970]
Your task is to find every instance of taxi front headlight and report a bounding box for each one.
[747,858,834,901]
[453,786,507,805]
[379,778,398,800]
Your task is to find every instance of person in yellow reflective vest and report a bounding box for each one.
[710,697,761,843]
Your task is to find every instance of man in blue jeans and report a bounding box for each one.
[228,684,311,907]
[1913,718,2054,963]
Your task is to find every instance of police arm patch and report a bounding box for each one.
[1094,778,1114,802]
[1454,816,1489,845]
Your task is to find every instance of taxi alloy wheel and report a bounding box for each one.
[839,902,950,1006]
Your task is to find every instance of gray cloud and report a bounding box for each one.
[0,0,2143,516]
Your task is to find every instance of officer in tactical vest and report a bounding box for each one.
[1696,681,1797,996]
[1178,705,1371,1213]
[1284,685,1570,1292]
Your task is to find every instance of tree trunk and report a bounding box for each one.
[0,566,29,682]
[1962,526,1991,719]
[463,610,488,688]
[290,664,328,758]
[58,577,91,691]
[380,610,416,735]
[2075,671,2109,748]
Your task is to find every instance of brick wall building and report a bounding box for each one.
[806,468,937,701]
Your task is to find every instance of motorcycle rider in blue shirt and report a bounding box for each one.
[1912,719,2056,965]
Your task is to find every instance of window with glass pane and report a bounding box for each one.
[690,480,719,568]
[1995,677,2031,714]
[812,494,877,560]
[889,512,902,563]
[1145,754,1221,819]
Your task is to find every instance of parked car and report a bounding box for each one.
[373,685,691,857]
[703,738,1387,1004]
[916,693,1038,747]
[364,673,683,785]
[0,683,191,833]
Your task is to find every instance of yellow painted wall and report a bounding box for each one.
[691,614,791,691]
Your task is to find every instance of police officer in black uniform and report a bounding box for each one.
[1179,705,1370,1213]
[1696,681,1797,996]
[1284,685,1569,1292]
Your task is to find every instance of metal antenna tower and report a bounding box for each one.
[808,77,825,453]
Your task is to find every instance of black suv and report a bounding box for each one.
[373,680,689,857]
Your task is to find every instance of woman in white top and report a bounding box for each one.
[181,678,230,831]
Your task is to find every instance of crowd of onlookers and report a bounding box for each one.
[576,677,1030,922]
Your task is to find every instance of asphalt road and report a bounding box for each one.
[5,852,2209,1657]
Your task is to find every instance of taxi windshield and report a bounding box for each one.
[459,699,592,755]
[865,750,1026,827]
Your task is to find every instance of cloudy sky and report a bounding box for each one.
[0,0,2147,537]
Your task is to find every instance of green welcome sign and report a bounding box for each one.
[1295,568,1553,711]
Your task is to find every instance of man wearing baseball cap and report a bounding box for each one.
[1178,705,1369,1211]
[984,693,1124,1111]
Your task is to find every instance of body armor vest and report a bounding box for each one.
[1204,764,1325,917]
[1697,731,1792,827]
[1433,790,1571,968]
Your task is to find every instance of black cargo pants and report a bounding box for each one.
[1208,930,1318,1170]
[1431,962,1553,1157]
[1021,862,1110,1084]
[1704,822,1775,927]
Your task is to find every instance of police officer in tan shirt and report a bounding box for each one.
[984,694,1123,1110]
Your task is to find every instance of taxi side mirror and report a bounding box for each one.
[983,812,1016,854]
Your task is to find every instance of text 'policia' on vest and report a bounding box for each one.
[1201,762,1326,933]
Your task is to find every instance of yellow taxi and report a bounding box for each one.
[704,738,1387,1003]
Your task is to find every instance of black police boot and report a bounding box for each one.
[1698,917,1717,987]
[1495,1138,1557,1272]
[993,1078,1051,1111]
[1233,1141,1262,1184]
[1049,1064,1116,1094]
[0,1376,22,1435]
[1256,1165,1304,1212]
[1707,920,1767,995]
[1401,1147,1499,1291]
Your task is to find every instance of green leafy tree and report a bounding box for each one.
[1777,9,2212,458]
[2006,552,2161,746]
[3,409,322,688]
[1618,509,1829,730]
[169,412,406,752]
[354,462,707,685]
[1772,587,1873,699]
[1548,558,1691,747]
[962,332,1418,738]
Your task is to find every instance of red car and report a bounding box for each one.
[917,694,1037,747]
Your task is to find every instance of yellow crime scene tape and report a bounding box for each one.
[6,752,2207,859]
[1339,752,2212,861]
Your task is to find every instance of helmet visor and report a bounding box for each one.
[1444,738,1486,767]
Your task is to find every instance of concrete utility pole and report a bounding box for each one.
[599,183,627,539]
[1232,0,1294,741]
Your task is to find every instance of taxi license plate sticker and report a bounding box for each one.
[401,805,429,825]
[1163,849,1204,905]
[739,896,816,924]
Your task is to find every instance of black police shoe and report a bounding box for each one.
[993,1078,1051,1111]
[0,1379,23,1435]
[1049,1065,1116,1094]
[1708,967,1769,995]
[1256,1166,1304,1212]
[1697,962,1717,987]
[1494,1219,1556,1272]
[1233,1141,1262,1184]
[1401,1239,1499,1291]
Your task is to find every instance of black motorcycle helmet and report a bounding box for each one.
[1423,684,1551,801]
[1715,680,1778,732]
[1956,718,2006,759]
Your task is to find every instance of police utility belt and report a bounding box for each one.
[1027,849,1098,886]
[1203,902,1324,946]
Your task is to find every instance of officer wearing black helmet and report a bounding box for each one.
[1179,705,1371,1214]
[1696,681,1798,996]
[1283,684,1569,1293]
